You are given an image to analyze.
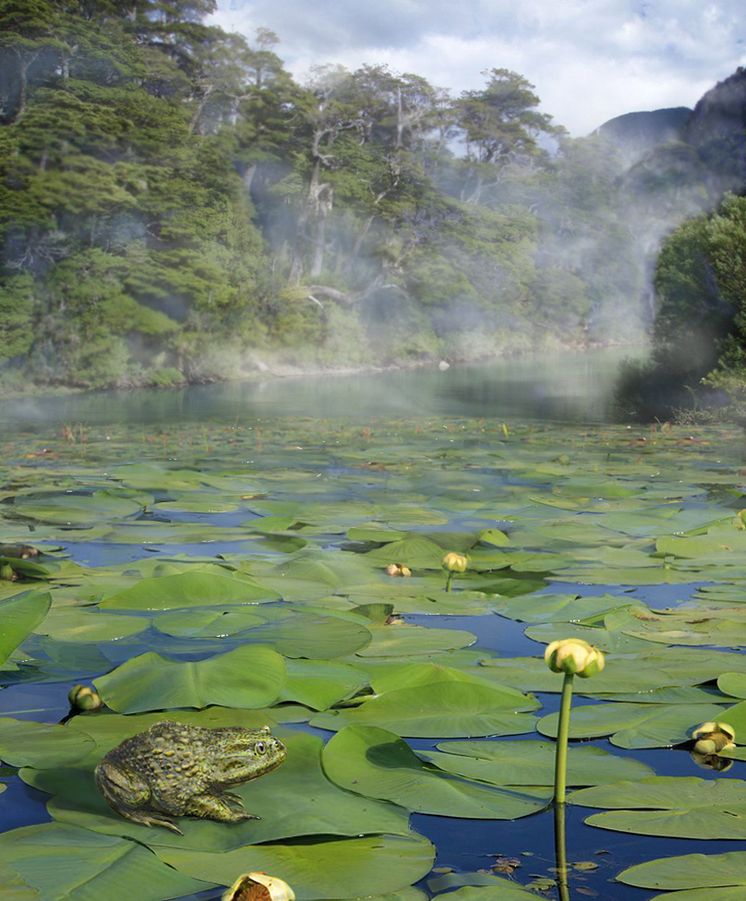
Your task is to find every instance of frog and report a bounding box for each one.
[94,721,286,834]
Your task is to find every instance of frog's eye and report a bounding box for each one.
[255,741,267,755]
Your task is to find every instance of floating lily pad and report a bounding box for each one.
[153,607,266,638]
[311,680,538,737]
[322,725,549,818]
[618,851,746,897]
[571,777,746,839]
[0,590,51,667]
[0,718,94,768]
[100,567,279,610]
[33,607,149,643]
[281,659,368,710]
[538,702,727,747]
[426,739,653,786]
[9,490,149,527]
[427,872,540,898]
[0,823,211,900]
[156,832,436,900]
[356,622,476,657]
[94,645,286,713]
[24,730,410,850]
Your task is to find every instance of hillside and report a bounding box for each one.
[1,2,743,394]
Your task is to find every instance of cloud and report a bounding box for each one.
[210,0,746,134]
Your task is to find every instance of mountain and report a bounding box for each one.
[595,107,691,165]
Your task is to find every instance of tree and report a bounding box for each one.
[454,68,556,204]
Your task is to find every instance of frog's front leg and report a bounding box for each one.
[186,791,259,823]
[94,761,183,835]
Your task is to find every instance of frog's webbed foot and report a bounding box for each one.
[121,808,184,835]
[222,790,245,808]
[187,792,259,823]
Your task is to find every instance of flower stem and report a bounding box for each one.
[445,571,453,592]
[553,800,571,901]
[554,672,574,805]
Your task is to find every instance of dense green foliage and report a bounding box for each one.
[6,5,743,395]
[1,0,660,389]
[617,193,746,419]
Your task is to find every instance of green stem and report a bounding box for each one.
[554,671,574,805]
[445,571,453,592]
[554,800,571,901]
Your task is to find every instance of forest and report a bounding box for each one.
[1,0,745,400]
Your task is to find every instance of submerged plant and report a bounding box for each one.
[545,639,606,804]
[442,552,468,591]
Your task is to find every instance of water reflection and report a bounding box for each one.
[0,349,637,429]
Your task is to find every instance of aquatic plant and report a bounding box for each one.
[442,552,468,591]
[544,639,606,804]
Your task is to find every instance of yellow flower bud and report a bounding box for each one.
[544,638,606,678]
[385,563,412,577]
[442,552,468,573]
[691,721,736,755]
[222,872,295,901]
[68,684,103,712]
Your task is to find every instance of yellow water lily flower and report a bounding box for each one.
[441,552,468,573]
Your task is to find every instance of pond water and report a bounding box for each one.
[2,349,746,901]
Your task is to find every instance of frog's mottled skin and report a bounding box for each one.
[94,722,286,834]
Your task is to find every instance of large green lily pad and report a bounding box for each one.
[156,832,436,899]
[311,679,538,737]
[426,739,653,786]
[618,851,746,897]
[0,718,94,768]
[322,725,549,818]
[0,823,212,900]
[99,567,279,610]
[94,645,286,713]
[23,730,411,849]
[571,777,746,839]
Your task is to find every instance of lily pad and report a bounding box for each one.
[311,680,538,738]
[156,833,436,900]
[0,718,94,768]
[618,851,746,896]
[153,607,266,638]
[281,659,368,710]
[572,777,746,839]
[94,645,286,713]
[356,622,476,657]
[0,823,211,900]
[33,607,149,643]
[9,490,149,527]
[322,725,549,818]
[538,702,727,748]
[426,739,653,786]
[99,567,280,610]
[0,590,51,666]
[24,730,411,850]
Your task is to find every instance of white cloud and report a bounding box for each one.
[210,0,746,134]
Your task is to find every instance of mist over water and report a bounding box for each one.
[0,349,636,430]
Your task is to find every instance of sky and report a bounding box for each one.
[209,0,746,135]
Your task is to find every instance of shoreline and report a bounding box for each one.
[0,340,641,402]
